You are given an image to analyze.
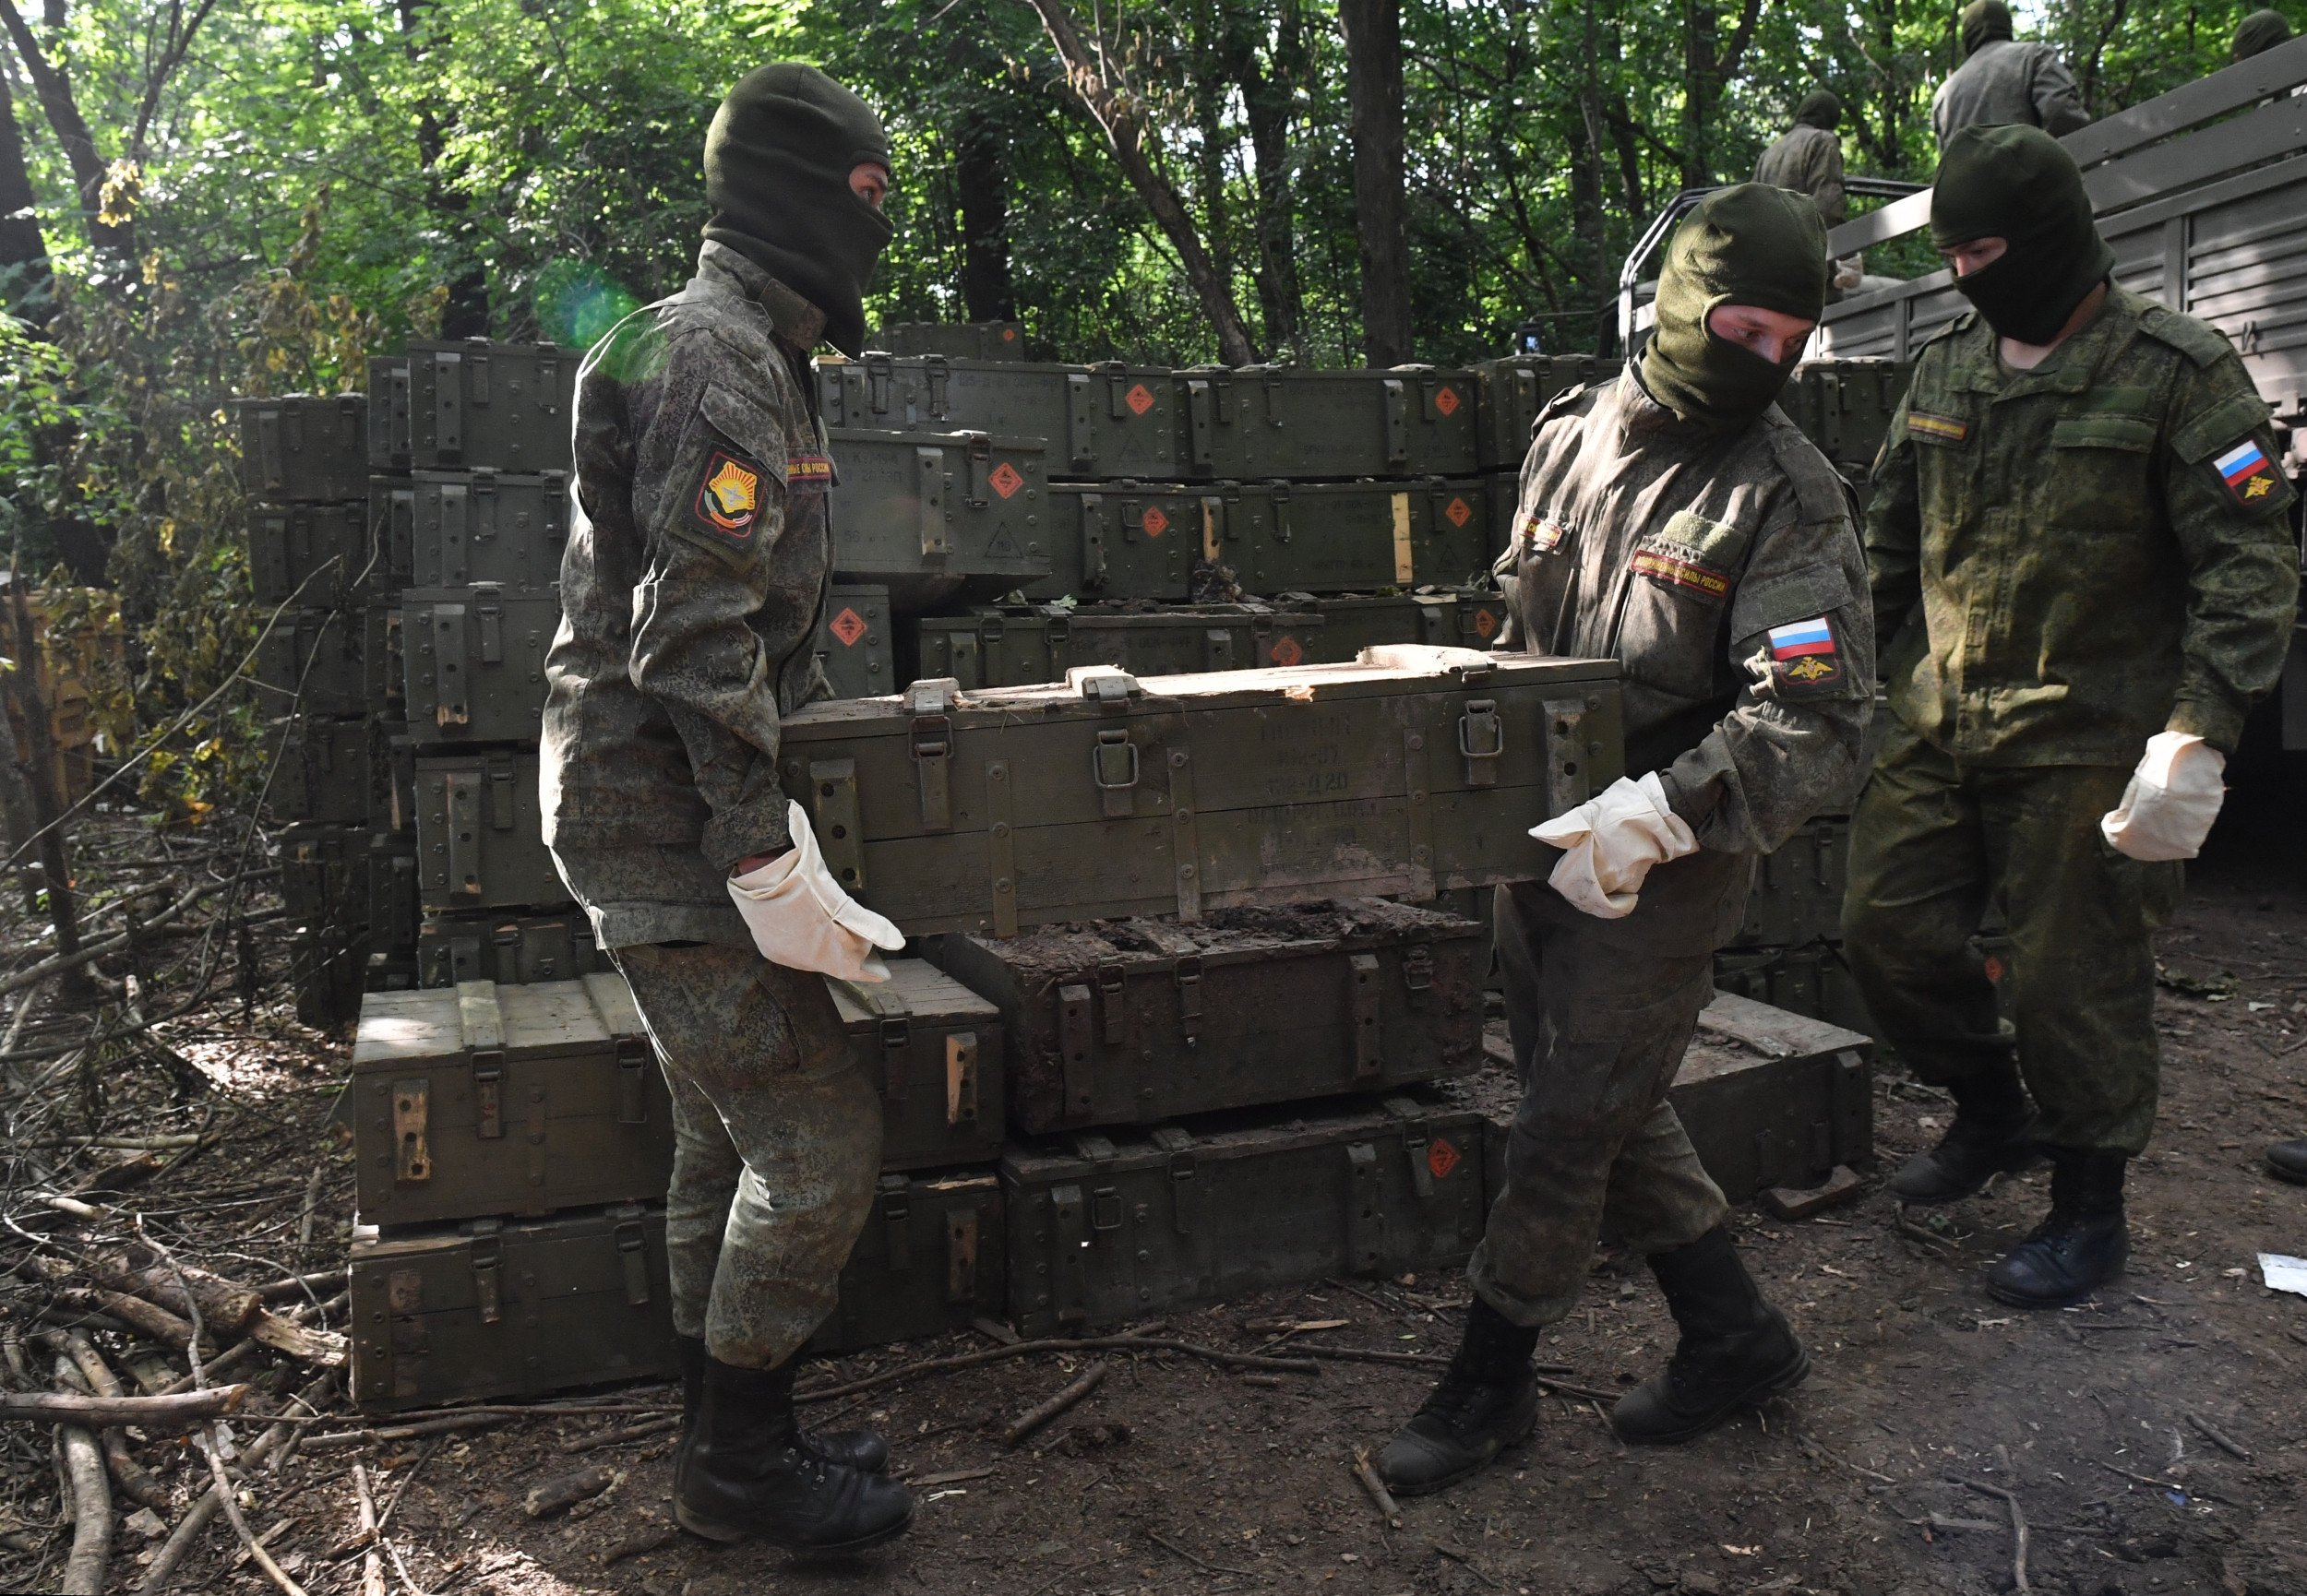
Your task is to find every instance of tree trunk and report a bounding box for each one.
[0,683,42,914]
[954,116,1014,322]
[1022,0,1257,366]
[0,0,130,258]
[1228,0,1304,362]
[0,63,54,316]
[5,574,90,1002]
[1339,0,1412,366]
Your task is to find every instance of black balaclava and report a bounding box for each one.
[2232,7,2293,60]
[1796,89,1842,130]
[1960,0,2015,55]
[1637,183,1827,433]
[702,64,892,357]
[1930,124,2114,345]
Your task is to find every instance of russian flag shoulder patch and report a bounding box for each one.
[1767,615,1842,688]
[2213,438,2280,507]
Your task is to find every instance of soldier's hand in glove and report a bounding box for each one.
[726,801,905,982]
[1529,772,1699,919]
[2100,732,2226,862]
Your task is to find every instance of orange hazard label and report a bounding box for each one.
[1125,383,1156,416]
[1444,496,1472,528]
[830,608,867,648]
[990,461,1024,499]
[1142,506,1168,537]
[1268,635,1304,667]
[1428,1138,1461,1180]
[1434,386,1462,416]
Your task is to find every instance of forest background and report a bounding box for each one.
[0,0,2278,811]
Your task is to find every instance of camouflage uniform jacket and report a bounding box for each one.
[542,241,835,949]
[1866,286,2300,765]
[1753,126,1847,227]
[1930,41,2091,143]
[1494,372,1876,854]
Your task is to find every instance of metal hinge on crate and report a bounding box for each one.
[470,1221,503,1324]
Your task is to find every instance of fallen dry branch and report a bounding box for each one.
[51,1334,171,1507]
[302,1412,509,1451]
[562,1414,678,1453]
[523,1465,612,1519]
[1352,1448,1402,1526]
[349,1460,387,1596]
[2184,1411,2252,1461]
[1002,1360,1106,1447]
[0,1384,247,1426]
[795,1333,1319,1405]
[1952,1474,2030,1595]
[55,1418,112,1595]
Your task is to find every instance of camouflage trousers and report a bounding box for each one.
[1466,849,1745,1328]
[1843,721,2180,1157]
[612,942,882,1369]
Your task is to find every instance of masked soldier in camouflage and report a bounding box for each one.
[1848,125,2299,1307]
[541,65,914,1552]
[1932,0,2091,147]
[1375,185,1875,1496]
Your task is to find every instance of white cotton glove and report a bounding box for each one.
[725,801,905,983]
[2100,732,2226,862]
[1530,772,1699,919]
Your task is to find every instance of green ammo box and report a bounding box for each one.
[937,899,1486,1135]
[248,500,382,606]
[1177,366,1480,479]
[1469,354,1623,470]
[1728,816,1849,950]
[281,821,371,930]
[254,608,367,719]
[805,1171,1007,1354]
[1293,590,1511,663]
[825,959,1005,1172]
[367,355,412,470]
[871,321,1028,361]
[416,912,608,988]
[239,394,371,503]
[816,583,895,700]
[347,1203,677,1411]
[819,356,1179,479]
[273,715,373,826]
[1003,1092,1487,1340]
[1031,482,1206,601]
[413,749,568,912]
[1213,479,1498,594]
[400,585,557,746]
[350,973,670,1227]
[914,602,1323,689]
[774,651,1623,937]
[406,339,576,472]
[827,427,1052,610]
[403,469,568,589]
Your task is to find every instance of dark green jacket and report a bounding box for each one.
[1752,125,1847,227]
[1866,286,2300,765]
[542,242,836,948]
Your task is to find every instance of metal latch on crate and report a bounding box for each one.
[907,680,955,833]
[470,1221,503,1324]
[614,1208,650,1305]
[616,1037,651,1125]
[1350,954,1382,1079]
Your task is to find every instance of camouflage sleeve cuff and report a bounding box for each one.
[701,801,795,875]
[2166,697,2246,756]
[1654,768,1717,835]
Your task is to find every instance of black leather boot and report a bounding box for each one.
[2268,1137,2307,1185]
[1375,1296,1541,1496]
[1612,1227,1809,1445]
[1985,1149,2129,1307]
[675,1334,888,1479]
[675,1354,914,1552]
[1886,1059,2040,1204]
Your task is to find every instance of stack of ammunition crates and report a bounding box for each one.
[1777,358,1915,513]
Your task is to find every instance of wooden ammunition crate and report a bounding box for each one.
[1177,365,1479,479]
[240,394,370,502]
[400,586,557,746]
[826,959,1006,1171]
[914,603,1323,689]
[804,1170,1006,1354]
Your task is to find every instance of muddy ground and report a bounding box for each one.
[5,816,2305,1596]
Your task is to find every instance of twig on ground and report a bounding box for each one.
[1145,1528,1256,1578]
[137,1373,336,1590]
[562,1415,679,1454]
[0,1385,248,1426]
[1003,1360,1107,1447]
[523,1466,612,1519]
[2183,1411,2252,1461]
[304,1415,508,1451]
[2097,1459,2183,1491]
[793,1333,1316,1405]
[297,1163,325,1252]
[350,1460,387,1596]
[1352,1448,1402,1526]
[1433,1542,1505,1588]
[54,1415,112,1595]
[1953,1475,2031,1595]
[594,1523,678,1566]
[377,1439,443,1531]
[51,1334,170,1507]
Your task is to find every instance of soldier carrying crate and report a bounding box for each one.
[1375,185,1876,1495]
[540,64,914,1553]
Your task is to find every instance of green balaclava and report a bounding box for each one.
[1960,0,2015,55]
[1637,184,1828,433]
[2232,7,2293,59]
[1930,124,2114,345]
[702,64,893,357]
[1795,89,1842,130]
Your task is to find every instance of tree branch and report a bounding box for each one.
[0,0,126,253]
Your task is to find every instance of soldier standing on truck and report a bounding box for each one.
[1753,89,1865,292]
[540,64,915,1552]
[2231,8,2292,62]
[1932,0,2091,147]
[1846,125,2299,1307]
[1372,185,1876,1496]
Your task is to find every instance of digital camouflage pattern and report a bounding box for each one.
[1865,287,2301,764]
[1844,721,2178,1156]
[1752,125,1847,227]
[1496,371,1877,854]
[613,942,883,1369]
[1930,39,2090,144]
[543,240,836,950]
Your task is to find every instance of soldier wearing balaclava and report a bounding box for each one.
[2231,6,2292,60]
[1754,89,1849,227]
[1369,184,1875,1497]
[1931,0,2091,146]
[541,64,915,1553]
[1847,124,2298,1312]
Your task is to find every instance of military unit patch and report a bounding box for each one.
[2215,438,2280,506]
[1906,411,1968,445]
[1631,546,1731,599]
[1521,515,1570,554]
[687,450,765,554]
[786,451,834,489]
[1768,616,1841,686]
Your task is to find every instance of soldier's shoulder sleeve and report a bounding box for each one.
[1731,420,1871,702]
[1762,411,1861,530]
[639,328,799,574]
[2160,338,2297,523]
[2137,303,2239,369]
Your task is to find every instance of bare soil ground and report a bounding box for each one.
[4,813,2304,1596]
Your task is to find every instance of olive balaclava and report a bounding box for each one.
[2232,7,2293,60]
[1795,89,1842,130]
[1930,124,2114,345]
[702,64,893,357]
[1637,183,1827,432]
[1960,0,2015,55]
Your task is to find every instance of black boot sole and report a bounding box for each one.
[2270,1161,2307,1186]
[1887,1144,2042,1207]
[1612,1343,1813,1447]
[1982,1256,2125,1309]
[674,1498,915,1553]
[1380,1409,1538,1498]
